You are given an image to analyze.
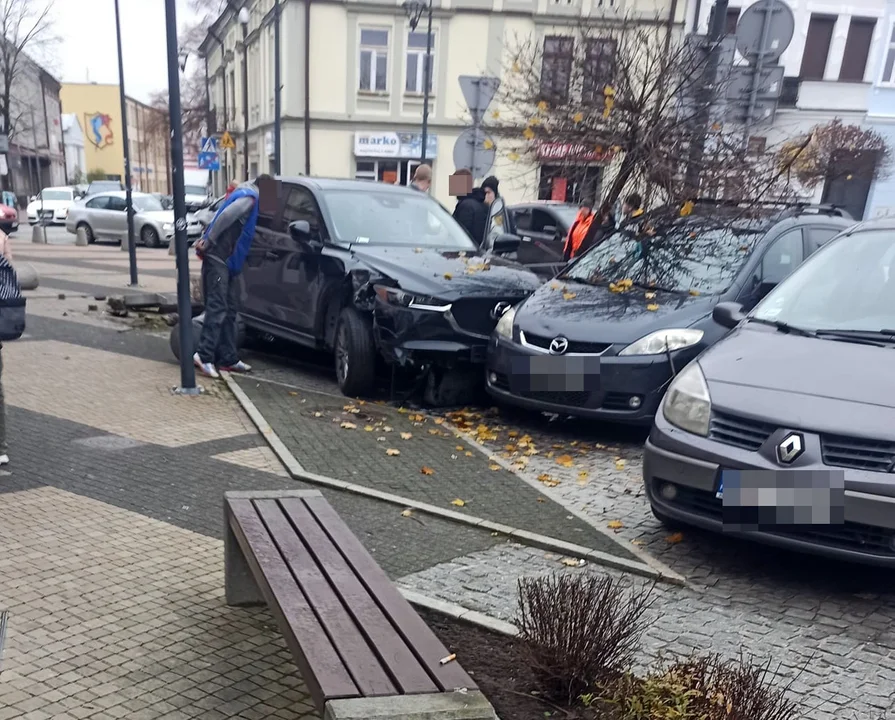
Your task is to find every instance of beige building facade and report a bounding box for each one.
[200,0,683,207]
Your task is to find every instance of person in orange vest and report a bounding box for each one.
[563,199,615,261]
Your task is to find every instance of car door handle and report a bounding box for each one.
[522,236,532,242]
[265,251,280,260]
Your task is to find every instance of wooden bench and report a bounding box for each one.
[224,490,497,720]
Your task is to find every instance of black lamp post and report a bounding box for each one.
[402,0,432,164]
[273,0,281,175]
[238,6,250,181]
[114,0,138,285]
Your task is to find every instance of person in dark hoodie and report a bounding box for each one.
[192,175,272,378]
[453,174,499,245]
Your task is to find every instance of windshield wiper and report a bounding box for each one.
[813,329,894,347]
[747,317,817,337]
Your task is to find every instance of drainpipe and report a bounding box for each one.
[664,0,680,54]
[304,0,311,175]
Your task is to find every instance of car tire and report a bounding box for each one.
[142,226,161,248]
[334,307,376,397]
[651,504,682,530]
[77,222,95,244]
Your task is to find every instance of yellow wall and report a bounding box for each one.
[59,83,125,180]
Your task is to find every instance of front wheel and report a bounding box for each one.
[334,307,377,397]
[142,226,161,248]
[77,222,95,244]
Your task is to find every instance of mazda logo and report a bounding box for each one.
[490,301,512,320]
[776,433,804,465]
[549,337,569,355]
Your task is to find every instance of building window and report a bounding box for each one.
[582,38,615,103]
[725,6,741,35]
[882,23,895,83]
[800,14,836,80]
[359,29,389,92]
[540,36,574,102]
[405,31,434,94]
[840,17,876,82]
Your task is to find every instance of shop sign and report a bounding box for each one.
[537,142,611,163]
[355,132,439,159]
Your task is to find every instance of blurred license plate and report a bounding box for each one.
[718,469,845,527]
[510,355,600,392]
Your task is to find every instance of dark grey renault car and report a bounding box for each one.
[644,218,895,566]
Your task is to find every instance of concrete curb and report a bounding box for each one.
[443,420,687,585]
[221,372,683,586]
[398,588,519,638]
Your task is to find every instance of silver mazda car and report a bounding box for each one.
[644,218,895,566]
[66,191,202,247]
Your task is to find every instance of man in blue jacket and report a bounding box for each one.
[192,175,270,378]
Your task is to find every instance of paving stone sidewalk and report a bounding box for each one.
[233,376,637,559]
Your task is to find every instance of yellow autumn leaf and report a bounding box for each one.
[400,432,412,440]
[364,425,374,432]
[561,558,584,567]
[537,100,548,111]
[489,463,500,471]
[491,109,500,119]
[522,127,535,140]
[401,509,413,517]
[607,520,624,529]
[340,422,357,429]
[689,289,700,296]
[288,391,298,396]
[555,454,574,468]
[645,291,656,299]
[631,539,646,546]
[386,448,401,456]
[577,471,589,481]
[615,458,626,470]
[444,272,453,280]
[451,498,466,507]
[562,291,577,300]
[646,303,659,311]
[465,451,473,457]
[507,151,520,162]
[680,200,695,217]
[383,425,393,432]
[483,138,494,150]
[572,111,584,123]
[434,417,444,424]
[666,532,684,544]
[420,466,435,475]
[313,411,323,417]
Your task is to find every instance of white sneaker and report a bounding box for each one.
[0,455,9,466]
[219,360,252,373]
[193,352,220,379]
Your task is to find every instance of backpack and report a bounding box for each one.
[0,255,25,341]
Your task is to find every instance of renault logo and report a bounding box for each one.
[549,337,569,355]
[490,301,512,320]
[777,433,804,465]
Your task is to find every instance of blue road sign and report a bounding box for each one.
[198,152,220,171]
[200,136,218,154]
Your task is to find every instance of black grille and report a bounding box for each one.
[450,298,514,336]
[821,434,895,473]
[520,390,591,407]
[709,411,776,451]
[490,372,510,391]
[522,331,611,354]
[660,482,895,557]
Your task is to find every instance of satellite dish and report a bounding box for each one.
[735,0,795,65]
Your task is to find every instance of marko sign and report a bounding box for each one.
[537,142,612,163]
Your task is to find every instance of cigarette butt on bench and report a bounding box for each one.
[439,653,457,666]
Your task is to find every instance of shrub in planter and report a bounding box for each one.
[516,574,655,706]
[592,653,800,720]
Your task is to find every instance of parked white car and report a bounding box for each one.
[27,186,75,225]
[65,191,202,248]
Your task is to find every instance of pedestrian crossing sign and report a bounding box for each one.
[200,136,218,154]
[220,131,236,150]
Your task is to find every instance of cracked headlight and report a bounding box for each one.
[618,329,704,356]
[662,361,711,436]
[373,285,450,312]
[495,304,516,339]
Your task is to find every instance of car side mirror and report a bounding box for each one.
[713,301,746,329]
[289,220,322,251]
[492,233,521,254]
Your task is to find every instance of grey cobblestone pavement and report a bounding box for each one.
[232,376,637,559]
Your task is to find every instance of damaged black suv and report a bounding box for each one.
[183,177,541,401]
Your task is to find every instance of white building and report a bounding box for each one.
[61,114,86,184]
[199,0,684,207]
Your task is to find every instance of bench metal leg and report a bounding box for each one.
[225,519,264,607]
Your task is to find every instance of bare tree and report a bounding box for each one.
[490,16,799,214]
[0,0,56,174]
[775,117,892,192]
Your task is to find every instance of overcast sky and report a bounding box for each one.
[53,0,202,103]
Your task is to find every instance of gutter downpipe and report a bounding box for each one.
[304,0,311,175]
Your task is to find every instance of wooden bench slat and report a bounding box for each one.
[279,498,440,696]
[226,498,360,705]
[301,496,477,692]
[254,499,401,697]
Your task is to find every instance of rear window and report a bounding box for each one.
[560,221,765,295]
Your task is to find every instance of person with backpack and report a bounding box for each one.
[193,175,271,378]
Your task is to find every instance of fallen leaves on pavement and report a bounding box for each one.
[451,498,466,507]
[615,458,626,470]
[666,532,684,544]
[386,448,401,456]
[401,509,413,517]
[340,422,357,430]
[400,432,412,440]
[420,466,435,475]
[555,454,574,468]
[561,558,586,567]
[607,520,624,529]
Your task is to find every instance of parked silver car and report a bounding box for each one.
[65,191,202,248]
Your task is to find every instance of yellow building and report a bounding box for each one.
[60,82,170,194]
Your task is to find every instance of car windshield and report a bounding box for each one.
[559,221,765,294]
[185,185,206,196]
[132,195,164,212]
[324,189,478,250]
[753,229,895,332]
[40,190,71,201]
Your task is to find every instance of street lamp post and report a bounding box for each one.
[273,0,282,175]
[114,0,138,286]
[238,7,250,181]
[403,0,432,164]
[163,0,199,393]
